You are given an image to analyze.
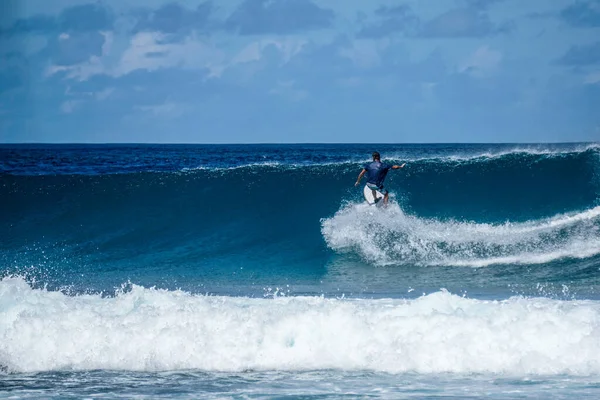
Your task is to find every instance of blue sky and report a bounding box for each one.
[0,0,599,143]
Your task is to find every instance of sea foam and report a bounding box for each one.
[321,203,600,267]
[1,277,599,375]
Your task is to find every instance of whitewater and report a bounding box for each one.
[322,203,600,267]
[2,276,600,375]
[1,143,600,398]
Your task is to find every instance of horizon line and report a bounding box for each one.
[1,141,597,146]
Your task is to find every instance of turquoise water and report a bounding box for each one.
[1,143,600,398]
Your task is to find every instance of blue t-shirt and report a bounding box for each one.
[363,161,391,186]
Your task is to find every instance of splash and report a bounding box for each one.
[321,203,600,267]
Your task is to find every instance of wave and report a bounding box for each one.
[1,145,599,272]
[321,203,600,267]
[130,143,600,173]
[2,143,598,176]
[1,277,599,375]
[318,145,600,267]
[398,142,600,162]
[180,144,600,172]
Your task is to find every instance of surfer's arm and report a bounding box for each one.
[355,169,366,186]
[392,163,406,169]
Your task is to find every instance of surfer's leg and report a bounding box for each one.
[381,187,389,205]
[372,189,379,202]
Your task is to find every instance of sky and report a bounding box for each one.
[0,0,599,143]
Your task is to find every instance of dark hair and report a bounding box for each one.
[372,151,380,160]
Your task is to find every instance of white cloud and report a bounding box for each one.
[115,32,224,77]
[338,39,390,69]
[46,31,224,81]
[232,38,307,66]
[55,85,115,115]
[204,38,308,82]
[46,31,113,81]
[101,31,114,56]
[584,71,600,85]
[45,31,311,84]
[95,87,115,100]
[459,45,502,78]
[60,100,82,113]
[47,55,106,81]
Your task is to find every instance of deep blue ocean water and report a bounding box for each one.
[1,143,600,398]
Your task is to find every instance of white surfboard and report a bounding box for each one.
[363,184,384,206]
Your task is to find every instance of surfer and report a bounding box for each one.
[355,152,406,205]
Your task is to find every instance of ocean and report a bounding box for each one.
[1,143,600,399]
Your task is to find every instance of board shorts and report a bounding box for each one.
[367,182,388,195]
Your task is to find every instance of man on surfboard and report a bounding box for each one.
[355,152,405,205]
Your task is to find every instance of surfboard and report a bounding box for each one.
[363,184,384,206]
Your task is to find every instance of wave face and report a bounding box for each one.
[2,144,599,277]
[2,277,600,375]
